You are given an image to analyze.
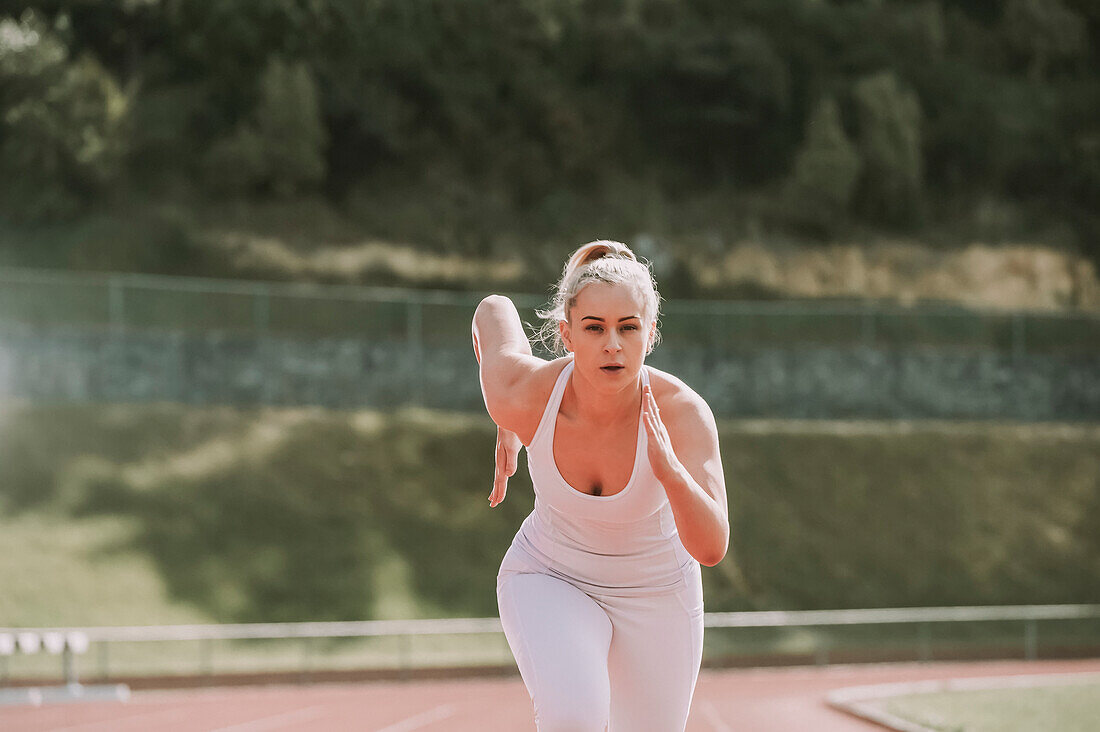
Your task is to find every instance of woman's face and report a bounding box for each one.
[560,281,654,390]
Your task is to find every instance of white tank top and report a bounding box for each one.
[513,360,698,596]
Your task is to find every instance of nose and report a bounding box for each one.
[604,330,622,353]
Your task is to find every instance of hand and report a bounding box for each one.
[489,426,521,508]
[642,384,682,486]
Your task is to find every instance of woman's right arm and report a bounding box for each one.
[472,295,553,445]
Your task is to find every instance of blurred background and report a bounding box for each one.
[0,0,1098,683]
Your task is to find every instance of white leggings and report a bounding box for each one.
[497,556,704,731]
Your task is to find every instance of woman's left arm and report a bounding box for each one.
[642,384,729,566]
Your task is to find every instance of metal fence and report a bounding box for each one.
[3,605,1099,685]
[2,266,1099,356]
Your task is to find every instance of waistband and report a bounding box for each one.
[500,518,699,599]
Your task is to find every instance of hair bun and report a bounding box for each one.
[569,240,636,272]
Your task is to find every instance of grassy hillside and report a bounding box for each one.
[1,404,1098,627]
[4,204,1098,312]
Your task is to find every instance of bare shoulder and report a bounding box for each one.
[500,356,572,444]
[523,356,572,404]
[645,366,718,434]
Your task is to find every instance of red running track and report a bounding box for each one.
[4,658,1099,731]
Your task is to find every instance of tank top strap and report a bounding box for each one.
[529,360,573,449]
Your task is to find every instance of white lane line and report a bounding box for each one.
[208,704,327,732]
[374,703,457,732]
[699,701,732,732]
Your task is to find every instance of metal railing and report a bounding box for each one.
[2,266,1099,355]
[4,604,1099,685]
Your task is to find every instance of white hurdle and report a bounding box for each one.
[0,630,126,707]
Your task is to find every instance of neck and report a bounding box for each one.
[565,365,642,423]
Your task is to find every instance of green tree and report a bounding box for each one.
[0,12,128,220]
[788,96,862,226]
[1001,0,1088,80]
[255,58,326,196]
[202,57,326,197]
[853,71,924,227]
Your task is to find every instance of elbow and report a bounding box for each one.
[697,530,729,567]
[473,295,502,327]
[698,549,727,568]
[476,293,510,313]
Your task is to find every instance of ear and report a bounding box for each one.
[646,319,657,354]
[559,318,573,353]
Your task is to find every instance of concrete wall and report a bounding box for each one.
[1,325,1097,419]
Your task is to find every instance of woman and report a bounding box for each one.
[471,240,728,731]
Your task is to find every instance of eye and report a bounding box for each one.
[585,324,604,333]
[621,324,638,332]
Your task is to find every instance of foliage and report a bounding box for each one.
[1000,0,1088,80]
[853,71,925,227]
[202,58,326,197]
[0,0,1097,261]
[786,96,862,234]
[0,11,128,220]
[2,405,1098,624]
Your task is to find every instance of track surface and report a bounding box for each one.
[4,658,1099,731]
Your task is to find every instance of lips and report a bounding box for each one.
[600,364,625,372]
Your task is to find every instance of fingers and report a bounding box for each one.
[489,459,508,507]
[642,385,663,434]
[489,472,507,507]
[497,427,520,477]
[489,432,517,508]
[497,440,518,477]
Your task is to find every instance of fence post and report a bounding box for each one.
[861,302,876,347]
[254,285,273,405]
[399,634,412,680]
[200,638,213,677]
[63,647,76,685]
[814,631,829,666]
[1012,313,1026,366]
[98,641,109,680]
[1025,620,1038,661]
[301,636,313,684]
[253,285,270,334]
[108,276,125,333]
[407,301,424,406]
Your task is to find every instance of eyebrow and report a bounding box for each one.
[580,315,641,322]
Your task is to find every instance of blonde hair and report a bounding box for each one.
[535,240,662,356]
